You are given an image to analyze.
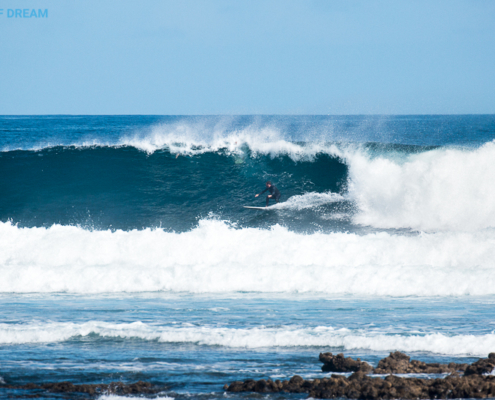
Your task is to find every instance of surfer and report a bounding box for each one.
[255,181,281,207]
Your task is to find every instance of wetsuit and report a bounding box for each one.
[259,185,281,207]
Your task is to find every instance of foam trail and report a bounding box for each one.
[0,321,494,356]
[347,141,495,231]
[271,192,346,210]
[1,220,495,295]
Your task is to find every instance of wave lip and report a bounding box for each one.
[1,121,343,162]
[1,220,495,296]
[1,321,493,356]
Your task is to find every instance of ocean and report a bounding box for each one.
[1,115,495,399]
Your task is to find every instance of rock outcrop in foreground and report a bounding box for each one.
[3,381,159,396]
[225,352,495,399]
[320,351,469,374]
[320,353,374,373]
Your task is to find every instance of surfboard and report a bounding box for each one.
[243,206,271,210]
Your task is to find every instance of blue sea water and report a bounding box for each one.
[1,115,495,399]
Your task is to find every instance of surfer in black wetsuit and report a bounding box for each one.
[255,181,281,207]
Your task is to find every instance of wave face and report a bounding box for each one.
[0,144,348,232]
[3,135,495,233]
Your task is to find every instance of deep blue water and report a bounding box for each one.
[1,115,495,399]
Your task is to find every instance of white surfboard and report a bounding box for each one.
[243,206,271,210]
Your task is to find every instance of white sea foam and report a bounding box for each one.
[0,321,494,356]
[346,141,495,231]
[1,220,495,296]
[120,122,336,161]
[1,121,341,161]
[270,192,346,210]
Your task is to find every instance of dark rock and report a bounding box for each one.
[374,351,467,374]
[41,381,76,392]
[348,371,366,381]
[267,379,279,391]
[9,380,161,396]
[226,352,495,399]
[244,379,256,390]
[465,356,495,376]
[319,352,373,373]
[20,383,41,390]
[226,381,245,392]
[290,375,304,386]
[253,379,267,392]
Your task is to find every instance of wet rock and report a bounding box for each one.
[227,373,495,399]
[374,351,411,373]
[290,375,304,386]
[319,352,373,373]
[225,381,245,392]
[7,380,160,396]
[226,353,495,399]
[253,379,267,392]
[287,375,306,393]
[243,379,256,391]
[373,351,467,374]
[464,353,495,376]
[20,383,41,390]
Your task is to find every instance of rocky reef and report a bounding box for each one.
[320,352,374,373]
[320,351,469,375]
[3,380,160,396]
[225,352,495,399]
[464,355,495,376]
[3,352,495,399]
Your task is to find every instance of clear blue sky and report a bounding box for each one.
[0,0,494,115]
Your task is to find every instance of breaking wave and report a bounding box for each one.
[2,125,495,232]
[1,220,495,295]
[1,320,494,356]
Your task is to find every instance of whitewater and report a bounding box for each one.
[1,115,495,400]
[2,320,495,356]
[1,220,495,295]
